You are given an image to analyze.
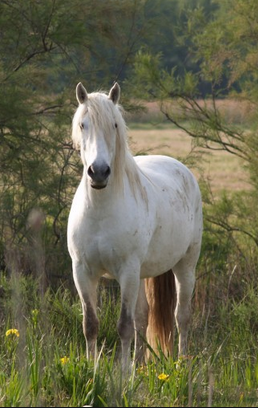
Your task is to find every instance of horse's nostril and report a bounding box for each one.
[104,166,111,177]
[88,165,94,178]
[87,163,110,182]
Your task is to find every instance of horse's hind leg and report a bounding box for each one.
[135,279,149,364]
[72,261,99,359]
[173,246,199,357]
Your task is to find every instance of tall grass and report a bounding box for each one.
[1,263,258,407]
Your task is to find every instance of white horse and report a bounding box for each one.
[67,82,203,371]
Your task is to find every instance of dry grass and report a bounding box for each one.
[128,126,249,193]
[127,99,251,194]
[127,98,255,125]
[129,128,249,193]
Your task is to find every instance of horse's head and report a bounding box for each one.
[73,82,123,190]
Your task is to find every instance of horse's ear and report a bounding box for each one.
[109,82,120,104]
[76,82,88,104]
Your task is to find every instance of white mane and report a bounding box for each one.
[72,91,145,198]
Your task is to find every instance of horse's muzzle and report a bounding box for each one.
[87,162,111,189]
[91,182,107,190]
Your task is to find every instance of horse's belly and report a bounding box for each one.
[139,208,194,278]
[140,239,188,278]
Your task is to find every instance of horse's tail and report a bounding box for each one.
[145,269,176,358]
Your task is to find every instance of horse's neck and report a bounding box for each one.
[81,154,144,206]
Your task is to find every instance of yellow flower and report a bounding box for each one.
[6,329,20,338]
[60,356,69,365]
[137,364,147,374]
[158,373,169,381]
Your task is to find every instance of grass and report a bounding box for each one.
[1,267,258,407]
[127,122,249,195]
[126,98,252,195]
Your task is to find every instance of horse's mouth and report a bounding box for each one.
[91,183,107,190]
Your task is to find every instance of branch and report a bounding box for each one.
[53,146,75,246]
[160,105,250,162]
[206,216,258,246]
[33,105,63,116]
[3,45,56,83]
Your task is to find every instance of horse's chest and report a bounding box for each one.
[73,217,138,271]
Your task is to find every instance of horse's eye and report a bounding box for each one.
[115,123,118,128]
[80,123,84,130]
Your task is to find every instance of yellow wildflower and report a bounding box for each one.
[137,364,147,374]
[158,373,169,381]
[60,356,69,365]
[5,329,20,338]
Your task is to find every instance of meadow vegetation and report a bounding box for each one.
[127,99,250,194]
[1,97,258,406]
[1,0,258,406]
[1,261,258,407]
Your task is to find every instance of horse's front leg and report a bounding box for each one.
[117,264,141,373]
[135,279,149,363]
[72,261,99,359]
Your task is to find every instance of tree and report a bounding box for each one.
[130,0,258,256]
[0,0,151,287]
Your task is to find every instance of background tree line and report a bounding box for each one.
[0,0,257,295]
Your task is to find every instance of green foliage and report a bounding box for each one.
[131,0,258,264]
[0,0,153,285]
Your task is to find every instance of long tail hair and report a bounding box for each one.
[145,270,176,357]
